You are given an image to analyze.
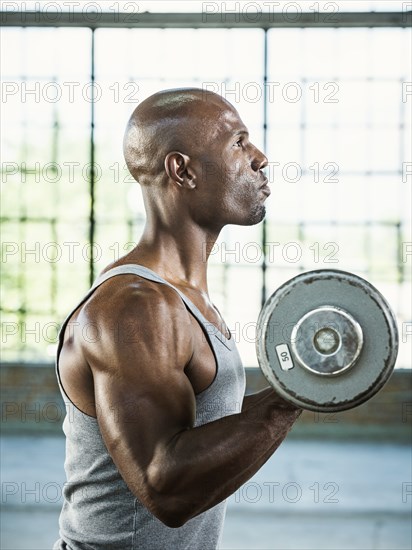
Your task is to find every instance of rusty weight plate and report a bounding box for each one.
[256,270,399,412]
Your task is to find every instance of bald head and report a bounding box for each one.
[123,88,235,185]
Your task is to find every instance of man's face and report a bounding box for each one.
[191,102,270,230]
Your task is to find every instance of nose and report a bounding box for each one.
[251,145,268,172]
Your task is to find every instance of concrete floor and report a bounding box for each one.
[1,436,411,550]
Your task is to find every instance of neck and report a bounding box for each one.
[128,219,220,293]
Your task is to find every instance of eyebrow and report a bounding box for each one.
[233,130,249,137]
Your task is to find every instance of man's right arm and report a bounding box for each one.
[83,281,301,528]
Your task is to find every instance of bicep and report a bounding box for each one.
[86,287,195,501]
[94,365,196,481]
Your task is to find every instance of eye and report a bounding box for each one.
[234,138,243,148]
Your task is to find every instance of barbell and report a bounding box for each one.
[256,269,399,412]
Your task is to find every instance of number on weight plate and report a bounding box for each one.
[276,344,294,371]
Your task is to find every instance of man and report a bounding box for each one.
[54,88,301,550]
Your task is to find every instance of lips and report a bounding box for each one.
[260,177,271,196]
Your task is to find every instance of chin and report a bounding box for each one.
[224,204,267,227]
[248,205,266,225]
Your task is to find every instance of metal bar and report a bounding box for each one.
[89,29,96,287]
[50,101,59,316]
[261,29,268,308]
[0,217,403,228]
[396,222,404,285]
[2,169,405,178]
[1,11,411,29]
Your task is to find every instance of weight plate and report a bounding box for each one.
[256,270,399,412]
[291,305,364,376]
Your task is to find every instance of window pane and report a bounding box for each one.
[1,28,91,362]
[267,27,411,369]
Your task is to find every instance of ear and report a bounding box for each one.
[164,151,196,189]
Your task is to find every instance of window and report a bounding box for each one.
[1,6,411,368]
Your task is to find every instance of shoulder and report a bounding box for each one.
[85,273,185,319]
[78,274,194,370]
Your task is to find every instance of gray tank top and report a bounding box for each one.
[53,264,245,550]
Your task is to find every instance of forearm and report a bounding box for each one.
[150,393,302,524]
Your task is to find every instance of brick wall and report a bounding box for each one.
[246,368,412,440]
[1,363,411,440]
